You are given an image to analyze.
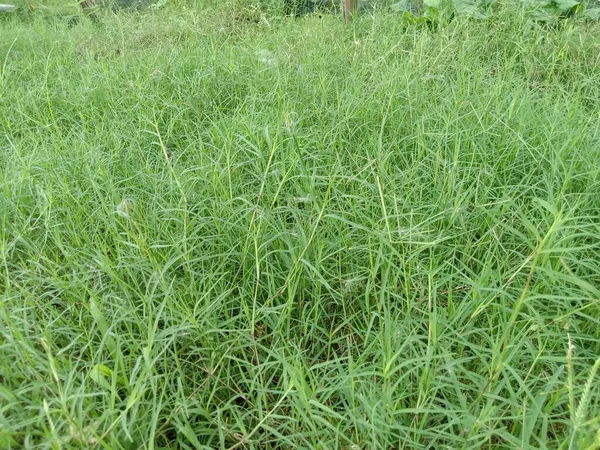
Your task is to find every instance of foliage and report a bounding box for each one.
[1,3,600,449]
[391,0,600,22]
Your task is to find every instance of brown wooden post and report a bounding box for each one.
[342,0,359,22]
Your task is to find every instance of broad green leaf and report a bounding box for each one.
[89,297,117,354]
[453,0,489,18]
[89,364,113,390]
[89,298,109,336]
[583,7,600,18]
[533,197,558,215]
[424,0,441,8]
[555,0,580,11]
[391,0,413,11]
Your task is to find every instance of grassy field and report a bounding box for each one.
[1,2,600,448]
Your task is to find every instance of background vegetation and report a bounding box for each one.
[1,1,600,448]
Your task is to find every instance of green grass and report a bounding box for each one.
[1,2,600,448]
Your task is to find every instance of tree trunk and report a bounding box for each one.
[79,0,104,12]
[342,0,358,22]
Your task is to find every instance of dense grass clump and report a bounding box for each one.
[1,3,599,448]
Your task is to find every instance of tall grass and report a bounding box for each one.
[1,3,599,448]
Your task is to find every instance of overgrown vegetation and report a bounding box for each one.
[1,2,600,448]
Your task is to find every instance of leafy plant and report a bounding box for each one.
[391,0,600,22]
[1,3,599,448]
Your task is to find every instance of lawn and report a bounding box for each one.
[1,1,600,448]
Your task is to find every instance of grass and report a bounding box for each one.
[1,1,600,448]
